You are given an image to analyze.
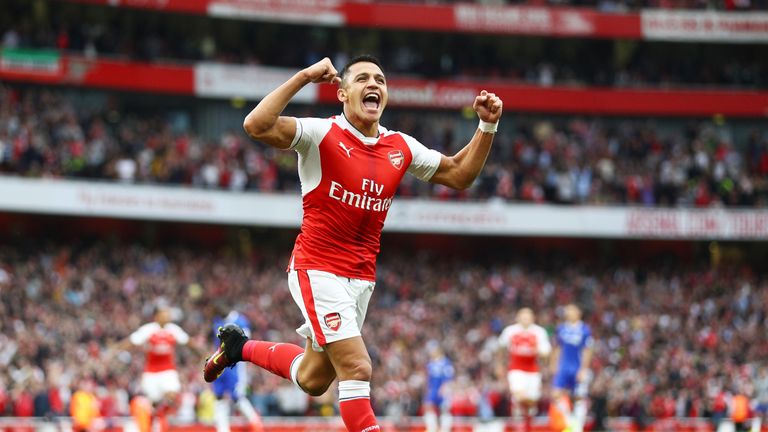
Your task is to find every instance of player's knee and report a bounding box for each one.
[298,374,333,397]
[299,378,333,396]
[337,358,372,381]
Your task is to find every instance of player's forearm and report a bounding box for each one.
[443,129,495,190]
[580,348,593,370]
[243,71,311,138]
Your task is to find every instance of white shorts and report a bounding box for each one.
[507,370,542,402]
[288,269,375,352]
[140,370,181,403]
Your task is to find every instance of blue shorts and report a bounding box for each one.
[553,370,578,392]
[212,366,242,400]
[424,391,445,410]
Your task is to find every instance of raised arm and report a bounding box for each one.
[429,90,503,190]
[243,57,341,149]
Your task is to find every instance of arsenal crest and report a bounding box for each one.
[324,312,342,331]
[388,150,404,170]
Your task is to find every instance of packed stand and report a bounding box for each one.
[1,238,768,425]
[1,0,767,89]
[1,86,767,208]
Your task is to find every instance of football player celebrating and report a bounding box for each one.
[204,55,502,432]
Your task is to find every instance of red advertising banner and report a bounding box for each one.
[356,3,642,38]
[316,78,768,117]
[65,0,643,39]
[0,54,195,94]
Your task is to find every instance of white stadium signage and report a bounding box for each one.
[0,178,767,240]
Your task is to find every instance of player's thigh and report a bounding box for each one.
[523,372,543,401]
[507,370,526,396]
[158,370,181,397]
[288,270,359,350]
[348,277,375,331]
[141,371,179,403]
[324,336,372,381]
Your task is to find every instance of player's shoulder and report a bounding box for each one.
[294,116,336,141]
[384,128,420,147]
[137,322,161,332]
[503,323,522,333]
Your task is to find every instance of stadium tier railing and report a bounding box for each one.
[2,51,767,116]
[0,177,766,240]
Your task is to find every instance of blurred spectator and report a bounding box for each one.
[70,378,101,432]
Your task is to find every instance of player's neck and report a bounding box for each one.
[343,110,379,138]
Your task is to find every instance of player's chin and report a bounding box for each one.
[361,109,382,123]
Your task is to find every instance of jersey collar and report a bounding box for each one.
[338,113,388,146]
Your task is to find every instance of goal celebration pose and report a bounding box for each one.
[203,55,502,432]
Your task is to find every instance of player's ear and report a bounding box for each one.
[337,83,348,103]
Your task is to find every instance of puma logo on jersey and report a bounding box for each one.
[338,142,353,158]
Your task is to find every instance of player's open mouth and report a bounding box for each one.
[362,93,380,112]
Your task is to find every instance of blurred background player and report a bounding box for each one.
[497,308,551,432]
[550,304,593,432]
[111,305,202,432]
[423,341,455,432]
[210,304,264,432]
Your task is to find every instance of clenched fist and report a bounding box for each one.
[302,57,342,85]
[473,90,503,124]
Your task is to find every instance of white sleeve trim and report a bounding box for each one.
[401,133,442,182]
[289,117,303,150]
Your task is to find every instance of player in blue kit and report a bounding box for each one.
[550,304,593,432]
[423,342,455,432]
[211,307,263,432]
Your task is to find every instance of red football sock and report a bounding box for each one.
[241,341,304,381]
[338,380,380,432]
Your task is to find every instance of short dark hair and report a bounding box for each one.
[339,54,385,86]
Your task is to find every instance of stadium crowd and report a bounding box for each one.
[0,238,767,426]
[1,1,766,89]
[1,85,766,208]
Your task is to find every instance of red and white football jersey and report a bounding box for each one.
[130,322,190,373]
[498,323,551,372]
[288,114,442,281]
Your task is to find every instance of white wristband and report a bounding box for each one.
[478,119,498,134]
